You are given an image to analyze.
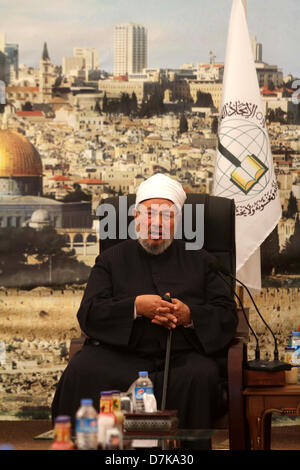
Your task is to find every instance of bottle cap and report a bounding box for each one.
[80,398,92,405]
[55,415,71,423]
[0,444,15,450]
[101,391,112,396]
[138,371,148,377]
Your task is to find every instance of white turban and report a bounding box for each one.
[135,173,187,211]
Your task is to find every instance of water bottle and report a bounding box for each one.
[75,399,98,450]
[134,371,154,412]
[291,330,300,347]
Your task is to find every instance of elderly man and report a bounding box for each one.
[51,173,237,431]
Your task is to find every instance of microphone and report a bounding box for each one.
[210,262,291,372]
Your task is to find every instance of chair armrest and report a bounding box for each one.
[227,337,249,450]
[227,337,247,393]
[226,306,249,399]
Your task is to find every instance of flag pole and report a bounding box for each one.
[240,0,246,304]
[230,2,246,305]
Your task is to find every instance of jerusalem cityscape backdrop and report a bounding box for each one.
[0,0,300,419]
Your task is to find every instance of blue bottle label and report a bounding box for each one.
[135,386,154,399]
[75,417,98,433]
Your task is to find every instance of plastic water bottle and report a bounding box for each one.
[291,330,300,347]
[75,399,98,450]
[134,371,154,412]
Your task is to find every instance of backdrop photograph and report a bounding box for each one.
[0,0,299,422]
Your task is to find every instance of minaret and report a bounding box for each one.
[39,42,52,103]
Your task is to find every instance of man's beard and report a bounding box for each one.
[138,237,173,255]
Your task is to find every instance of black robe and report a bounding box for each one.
[52,239,237,429]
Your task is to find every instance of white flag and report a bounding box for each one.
[213,0,282,293]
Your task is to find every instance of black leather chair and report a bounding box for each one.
[69,193,250,450]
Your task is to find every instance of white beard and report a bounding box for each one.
[138,237,173,255]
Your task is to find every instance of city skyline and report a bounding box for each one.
[0,0,300,77]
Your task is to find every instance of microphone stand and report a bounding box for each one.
[216,270,261,364]
[220,268,291,372]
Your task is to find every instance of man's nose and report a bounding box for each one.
[151,212,162,228]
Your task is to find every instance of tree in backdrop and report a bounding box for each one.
[130,92,138,114]
[22,101,33,111]
[0,226,90,287]
[179,114,188,134]
[285,191,298,219]
[0,227,35,273]
[95,99,102,114]
[211,116,218,134]
[279,214,300,273]
[195,91,213,107]
[138,92,164,118]
[119,93,131,115]
[62,183,91,202]
[260,225,281,276]
[267,107,287,124]
[102,92,139,116]
[102,93,108,113]
[101,90,165,117]
[266,108,275,123]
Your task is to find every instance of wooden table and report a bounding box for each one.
[243,384,300,450]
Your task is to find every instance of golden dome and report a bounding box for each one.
[0,130,43,177]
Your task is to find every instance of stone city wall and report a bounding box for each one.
[244,287,300,360]
[0,286,83,341]
[0,286,83,418]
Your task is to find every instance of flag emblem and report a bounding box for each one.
[217,119,269,197]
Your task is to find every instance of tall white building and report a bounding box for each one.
[62,56,85,76]
[114,23,147,76]
[0,33,19,83]
[73,47,99,71]
[250,35,263,62]
[0,33,5,52]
